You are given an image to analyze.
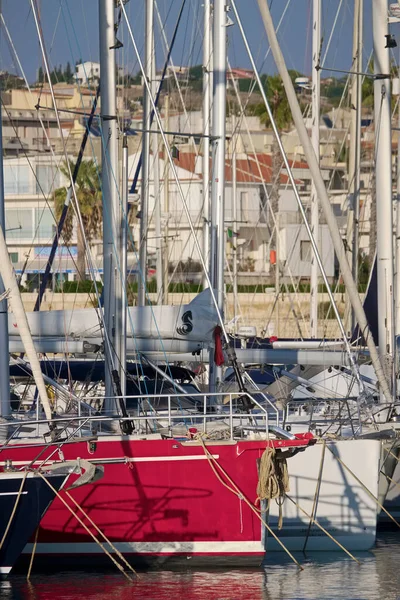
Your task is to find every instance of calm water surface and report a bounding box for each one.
[1,534,400,600]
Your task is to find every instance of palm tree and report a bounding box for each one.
[54,160,102,281]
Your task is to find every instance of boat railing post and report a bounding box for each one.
[36,396,39,437]
[203,395,207,434]
[230,394,233,440]
[78,396,82,437]
[309,402,314,431]
[168,395,171,434]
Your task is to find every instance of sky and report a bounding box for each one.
[0,1,382,86]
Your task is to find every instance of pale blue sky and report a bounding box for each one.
[0,1,384,85]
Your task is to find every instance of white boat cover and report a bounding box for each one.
[8,289,218,343]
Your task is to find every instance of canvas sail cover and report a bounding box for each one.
[8,289,218,344]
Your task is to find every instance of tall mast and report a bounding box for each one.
[163,94,169,304]
[118,134,128,398]
[396,54,400,338]
[138,0,154,306]
[152,39,162,303]
[372,0,394,396]
[209,0,227,391]
[99,0,120,405]
[202,0,211,289]
[310,0,320,338]
[254,0,392,402]
[231,114,238,332]
[0,0,10,416]
[346,0,363,334]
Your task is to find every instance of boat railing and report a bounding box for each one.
[284,396,363,436]
[1,391,277,443]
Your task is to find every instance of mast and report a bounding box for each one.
[138,0,154,306]
[209,0,227,392]
[152,41,162,303]
[254,0,392,402]
[231,114,238,332]
[202,0,211,289]
[163,94,169,304]
[99,0,120,406]
[118,134,128,399]
[346,0,363,334]
[310,0,320,338]
[396,60,400,339]
[0,0,10,416]
[372,0,394,396]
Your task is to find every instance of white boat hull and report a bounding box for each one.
[264,439,381,551]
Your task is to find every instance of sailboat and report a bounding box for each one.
[0,0,317,569]
[0,0,396,567]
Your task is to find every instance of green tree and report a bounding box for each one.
[251,72,300,130]
[37,66,44,84]
[188,65,203,81]
[64,62,74,84]
[362,59,374,108]
[54,160,102,281]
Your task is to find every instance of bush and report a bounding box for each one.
[58,280,103,294]
[168,282,203,293]
[318,301,344,320]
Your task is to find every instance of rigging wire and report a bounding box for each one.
[59,3,155,397]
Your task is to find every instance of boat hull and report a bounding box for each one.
[264,439,382,552]
[4,436,310,567]
[0,471,67,577]
[1,436,384,567]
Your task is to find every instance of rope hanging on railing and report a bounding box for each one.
[256,447,289,529]
[214,326,225,366]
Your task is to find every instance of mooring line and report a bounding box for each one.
[36,471,136,581]
[326,445,400,530]
[303,440,326,553]
[285,494,361,564]
[27,524,40,581]
[196,435,304,570]
[63,489,139,578]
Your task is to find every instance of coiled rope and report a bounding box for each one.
[256,447,290,529]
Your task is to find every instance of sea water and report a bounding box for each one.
[1,533,399,600]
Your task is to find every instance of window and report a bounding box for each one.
[8,252,18,264]
[35,208,56,241]
[3,164,30,194]
[240,191,249,222]
[36,165,60,195]
[300,240,311,262]
[332,204,343,217]
[259,186,268,223]
[6,208,33,240]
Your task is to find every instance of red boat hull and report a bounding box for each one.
[1,435,312,566]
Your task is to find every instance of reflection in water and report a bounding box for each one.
[1,534,399,600]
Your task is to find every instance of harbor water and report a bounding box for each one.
[1,533,399,600]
